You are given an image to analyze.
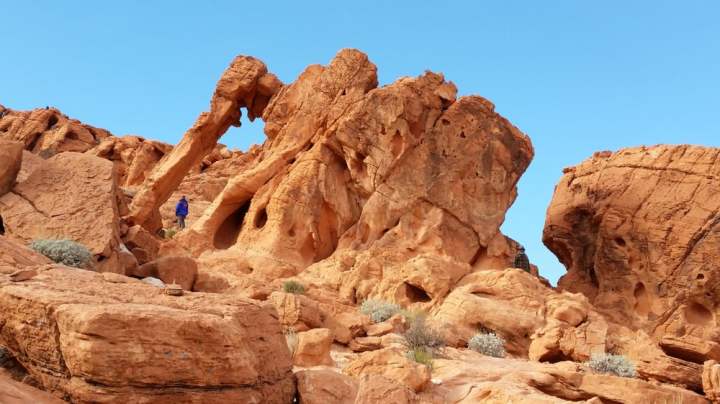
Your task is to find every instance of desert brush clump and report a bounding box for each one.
[282,280,306,294]
[360,299,401,323]
[406,347,434,369]
[585,353,636,378]
[468,332,506,358]
[403,314,445,351]
[402,313,444,369]
[30,239,92,268]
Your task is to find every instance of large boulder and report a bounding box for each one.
[296,369,358,404]
[344,348,431,393]
[0,266,295,402]
[0,139,23,197]
[133,255,198,290]
[544,146,720,367]
[293,328,334,367]
[0,152,126,273]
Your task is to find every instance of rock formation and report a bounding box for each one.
[0,152,128,273]
[544,145,720,373]
[0,266,295,402]
[1,51,717,403]
[127,56,282,231]
[0,105,111,156]
[0,139,23,197]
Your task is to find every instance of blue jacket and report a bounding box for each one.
[175,199,189,217]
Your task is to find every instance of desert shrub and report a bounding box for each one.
[403,314,445,351]
[360,299,401,323]
[406,347,433,369]
[30,239,92,268]
[162,228,177,239]
[586,353,636,378]
[282,280,305,294]
[285,330,299,355]
[468,332,506,358]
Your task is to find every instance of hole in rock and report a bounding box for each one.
[0,214,4,235]
[633,282,650,317]
[214,201,251,249]
[391,130,403,157]
[459,131,466,139]
[299,234,316,263]
[588,266,599,287]
[403,282,431,303]
[660,343,708,364]
[66,131,79,141]
[614,237,626,247]
[254,207,268,229]
[441,118,450,126]
[288,226,296,237]
[537,350,573,364]
[46,114,59,130]
[97,255,107,262]
[697,273,705,280]
[684,302,713,325]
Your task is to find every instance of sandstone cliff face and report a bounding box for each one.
[0,105,111,156]
[544,145,720,374]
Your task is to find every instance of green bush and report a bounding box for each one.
[406,347,433,369]
[586,353,636,378]
[403,314,445,351]
[360,299,401,323]
[30,239,92,268]
[468,332,506,358]
[282,280,305,294]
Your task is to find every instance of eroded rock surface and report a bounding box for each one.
[0,139,23,197]
[0,106,111,156]
[0,266,295,402]
[544,145,720,370]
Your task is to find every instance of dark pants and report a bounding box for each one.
[177,215,186,229]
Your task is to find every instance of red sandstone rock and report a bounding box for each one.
[296,368,358,404]
[293,328,334,367]
[268,291,324,331]
[128,56,282,231]
[0,139,23,197]
[0,152,128,273]
[133,255,198,290]
[90,135,172,188]
[0,106,110,156]
[544,145,720,380]
[0,266,295,402]
[344,347,431,393]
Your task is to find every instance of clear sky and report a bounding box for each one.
[2,1,719,283]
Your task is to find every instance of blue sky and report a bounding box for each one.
[2,1,719,283]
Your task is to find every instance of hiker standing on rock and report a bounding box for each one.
[175,196,189,230]
[513,245,531,273]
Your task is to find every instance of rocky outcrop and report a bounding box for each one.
[0,139,23,197]
[172,49,532,313]
[0,236,51,271]
[296,369,358,404]
[0,152,127,273]
[704,360,720,402]
[127,56,282,230]
[0,106,111,156]
[0,371,64,404]
[0,266,295,402]
[90,135,172,188]
[544,145,720,370]
[133,255,198,290]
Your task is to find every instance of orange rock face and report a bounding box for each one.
[0,106,111,156]
[0,139,23,197]
[127,56,282,230]
[0,152,129,273]
[544,145,720,368]
[172,49,532,313]
[0,266,295,402]
[90,135,172,188]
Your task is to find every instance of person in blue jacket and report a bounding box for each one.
[175,196,189,230]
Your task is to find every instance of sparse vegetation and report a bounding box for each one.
[360,299,401,323]
[403,313,445,351]
[468,332,506,358]
[585,353,636,378]
[285,330,299,356]
[406,347,433,369]
[282,280,305,294]
[161,228,177,239]
[30,239,92,268]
